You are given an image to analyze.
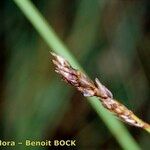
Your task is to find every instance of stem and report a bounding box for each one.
[145,127,150,133]
[13,0,142,149]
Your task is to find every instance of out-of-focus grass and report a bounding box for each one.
[67,0,105,58]
[11,0,142,150]
[4,32,73,149]
[4,2,73,150]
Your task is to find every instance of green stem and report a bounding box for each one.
[13,0,141,149]
[144,126,150,133]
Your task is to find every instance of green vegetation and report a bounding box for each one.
[1,0,149,149]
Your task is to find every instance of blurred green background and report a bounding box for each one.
[0,0,150,149]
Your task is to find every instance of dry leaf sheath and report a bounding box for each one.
[51,52,150,132]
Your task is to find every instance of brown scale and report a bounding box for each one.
[51,52,150,132]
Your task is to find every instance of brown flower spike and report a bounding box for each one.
[51,52,150,132]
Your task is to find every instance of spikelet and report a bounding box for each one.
[51,52,150,132]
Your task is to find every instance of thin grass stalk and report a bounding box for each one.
[13,0,142,149]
